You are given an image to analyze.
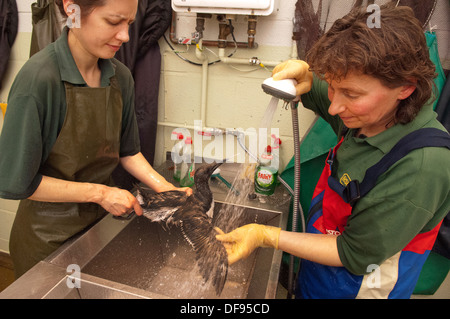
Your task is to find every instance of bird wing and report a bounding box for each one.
[179,215,228,295]
[134,177,228,295]
[136,188,188,226]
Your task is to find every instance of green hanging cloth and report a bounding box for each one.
[413,31,449,296]
[29,0,64,57]
[426,31,447,110]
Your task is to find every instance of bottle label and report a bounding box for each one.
[256,168,275,186]
[180,164,195,187]
[189,166,195,178]
[173,168,181,181]
[255,167,278,195]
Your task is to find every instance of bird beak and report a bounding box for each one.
[211,161,223,173]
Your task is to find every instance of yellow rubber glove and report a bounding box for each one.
[215,224,281,265]
[272,60,313,96]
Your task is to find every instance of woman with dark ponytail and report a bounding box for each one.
[0,0,191,278]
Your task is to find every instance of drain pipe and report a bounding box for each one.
[217,15,232,49]
[158,40,209,130]
[247,15,257,49]
[217,48,282,67]
[196,39,209,124]
[170,12,252,48]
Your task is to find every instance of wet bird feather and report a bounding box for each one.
[135,162,228,295]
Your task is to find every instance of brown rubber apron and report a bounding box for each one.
[9,76,123,278]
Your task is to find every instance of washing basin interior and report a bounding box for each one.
[79,201,284,299]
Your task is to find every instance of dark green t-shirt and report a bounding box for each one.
[0,28,140,200]
[301,76,450,275]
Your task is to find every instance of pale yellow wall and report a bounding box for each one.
[155,40,318,168]
[154,5,317,169]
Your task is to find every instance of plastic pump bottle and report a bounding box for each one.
[172,132,184,181]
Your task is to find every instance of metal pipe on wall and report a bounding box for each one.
[158,10,298,161]
[170,11,252,48]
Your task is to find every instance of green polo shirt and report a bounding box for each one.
[0,28,140,200]
[301,76,450,275]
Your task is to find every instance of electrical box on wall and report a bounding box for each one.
[172,0,279,16]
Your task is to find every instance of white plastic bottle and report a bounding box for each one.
[171,132,184,181]
[271,135,282,175]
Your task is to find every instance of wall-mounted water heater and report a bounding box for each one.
[171,0,278,16]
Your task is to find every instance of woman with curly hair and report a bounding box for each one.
[217,4,450,299]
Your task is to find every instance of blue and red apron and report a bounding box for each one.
[297,128,450,299]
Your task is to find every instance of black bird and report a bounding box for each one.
[135,162,228,295]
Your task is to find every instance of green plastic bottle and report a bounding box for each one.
[255,145,278,196]
[180,137,195,187]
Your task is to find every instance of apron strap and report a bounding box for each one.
[329,128,450,206]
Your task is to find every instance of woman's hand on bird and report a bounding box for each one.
[173,186,193,196]
[215,224,281,265]
[272,60,313,96]
[97,186,143,216]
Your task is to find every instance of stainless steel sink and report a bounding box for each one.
[42,270,166,299]
[0,163,290,299]
[80,202,286,299]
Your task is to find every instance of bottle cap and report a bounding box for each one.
[172,131,184,140]
[271,134,282,149]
